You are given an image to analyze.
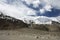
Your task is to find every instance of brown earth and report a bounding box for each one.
[0,28,60,40]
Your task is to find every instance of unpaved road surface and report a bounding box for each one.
[0,28,60,40]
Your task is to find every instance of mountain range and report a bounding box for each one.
[0,12,60,31]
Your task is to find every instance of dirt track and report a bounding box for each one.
[0,28,60,40]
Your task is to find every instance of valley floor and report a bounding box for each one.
[0,28,60,40]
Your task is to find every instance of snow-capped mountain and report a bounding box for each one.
[20,16,60,24]
[0,13,28,30]
[0,12,58,25]
[0,11,60,25]
[0,13,60,31]
[0,0,60,24]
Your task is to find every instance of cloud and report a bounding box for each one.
[40,9,45,14]
[45,0,60,9]
[32,0,41,8]
[44,4,52,11]
[0,0,60,22]
[39,4,52,14]
[0,1,36,19]
[23,0,53,14]
[39,0,60,14]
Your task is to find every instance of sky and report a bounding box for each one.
[0,0,60,22]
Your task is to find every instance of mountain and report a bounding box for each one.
[0,0,60,31]
[0,12,60,31]
[0,13,28,30]
[21,16,59,25]
[28,20,60,32]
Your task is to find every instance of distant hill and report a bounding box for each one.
[28,21,60,32]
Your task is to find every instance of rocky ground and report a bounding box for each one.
[0,28,60,40]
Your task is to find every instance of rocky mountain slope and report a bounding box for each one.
[0,12,60,31]
[0,13,28,30]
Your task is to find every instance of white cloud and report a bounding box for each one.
[44,4,52,11]
[0,1,36,19]
[45,0,60,9]
[23,0,34,5]
[32,0,41,8]
[40,9,45,14]
[0,0,59,16]
[27,9,36,15]
[23,0,40,8]
[39,4,52,14]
